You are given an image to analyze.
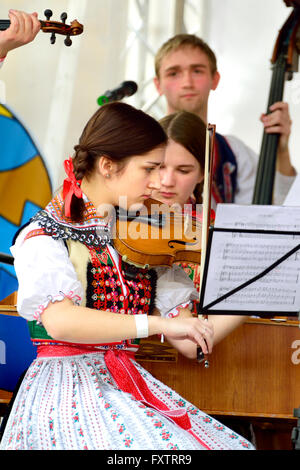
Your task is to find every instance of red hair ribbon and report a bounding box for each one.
[62,157,82,217]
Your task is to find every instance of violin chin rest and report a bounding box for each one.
[122,254,149,270]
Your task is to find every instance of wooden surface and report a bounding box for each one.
[0,292,17,314]
[0,389,12,404]
[137,318,300,420]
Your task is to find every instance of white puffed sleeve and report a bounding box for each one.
[10,223,84,322]
[155,264,198,318]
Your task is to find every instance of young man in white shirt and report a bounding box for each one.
[154,34,296,207]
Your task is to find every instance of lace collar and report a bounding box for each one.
[31,193,112,246]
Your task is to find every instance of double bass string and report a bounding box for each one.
[253,59,285,204]
[264,59,285,199]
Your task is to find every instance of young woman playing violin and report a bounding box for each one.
[0,103,253,450]
[153,111,247,349]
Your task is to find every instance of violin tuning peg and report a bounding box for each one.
[60,12,67,23]
[50,32,56,44]
[44,9,53,21]
[64,36,72,47]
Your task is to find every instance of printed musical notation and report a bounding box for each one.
[201,204,300,313]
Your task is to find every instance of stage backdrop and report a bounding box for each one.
[0,103,52,301]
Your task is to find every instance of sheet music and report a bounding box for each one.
[202,204,300,313]
[214,203,300,231]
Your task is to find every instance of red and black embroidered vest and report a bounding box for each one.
[23,194,157,351]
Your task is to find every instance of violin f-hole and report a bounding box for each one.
[168,239,198,248]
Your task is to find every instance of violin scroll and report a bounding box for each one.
[41,10,84,46]
[0,10,84,46]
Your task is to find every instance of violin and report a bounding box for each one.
[0,9,83,46]
[112,125,215,270]
[112,124,216,368]
[113,198,203,269]
[252,0,300,204]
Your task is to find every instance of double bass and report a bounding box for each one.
[252,0,300,204]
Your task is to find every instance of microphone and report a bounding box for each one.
[97,81,138,106]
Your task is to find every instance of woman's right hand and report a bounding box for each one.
[158,314,214,356]
[0,10,40,58]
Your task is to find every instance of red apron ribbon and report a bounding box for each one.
[104,349,192,431]
[62,157,82,217]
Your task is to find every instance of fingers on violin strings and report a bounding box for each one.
[30,12,41,35]
[11,10,26,35]
[20,11,40,40]
[7,10,20,34]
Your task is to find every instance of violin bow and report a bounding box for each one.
[197,123,216,367]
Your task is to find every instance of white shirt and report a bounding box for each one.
[11,222,198,323]
[220,135,296,209]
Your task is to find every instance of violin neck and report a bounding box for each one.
[0,19,43,31]
[252,57,286,205]
[0,20,11,31]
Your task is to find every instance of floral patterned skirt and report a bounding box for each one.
[0,351,254,450]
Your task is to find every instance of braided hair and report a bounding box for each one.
[64,102,167,221]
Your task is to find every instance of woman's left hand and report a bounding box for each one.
[0,10,40,58]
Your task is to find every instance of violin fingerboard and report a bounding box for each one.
[0,20,10,31]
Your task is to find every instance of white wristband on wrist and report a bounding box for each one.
[134,314,149,338]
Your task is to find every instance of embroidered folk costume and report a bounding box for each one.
[0,186,254,450]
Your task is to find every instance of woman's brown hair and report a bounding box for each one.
[159,111,206,203]
[65,102,167,221]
